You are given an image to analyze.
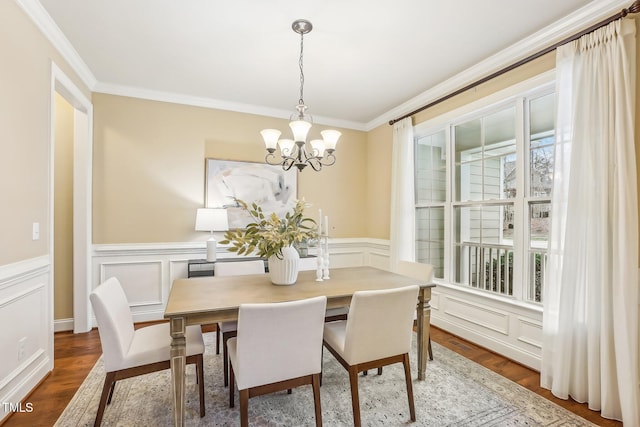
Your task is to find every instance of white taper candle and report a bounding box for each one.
[324,215,329,238]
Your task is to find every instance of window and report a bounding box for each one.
[415,131,446,278]
[527,92,554,302]
[414,83,554,303]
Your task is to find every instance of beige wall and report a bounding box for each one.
[53,93,74,320]
[92,94,368,244]
[0,1,91,266]
[365,124,393,239]
[636,16,640,266]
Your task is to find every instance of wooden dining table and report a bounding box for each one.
[164,266,435,426]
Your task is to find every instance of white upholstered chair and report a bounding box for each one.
[228,296,327,427]
[323,285,419,427]
[89,277,205,426]
[213,259,266,386]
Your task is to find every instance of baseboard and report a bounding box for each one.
[431,316,541,371]
[53,318,74,332]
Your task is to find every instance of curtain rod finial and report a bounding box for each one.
[623,0,640,16]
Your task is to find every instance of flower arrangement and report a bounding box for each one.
[220,199,318,259]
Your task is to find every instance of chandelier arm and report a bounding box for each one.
[265,152,282,166]
[307,157,323,172]
[318,153,336,167]
[282,158,296,171]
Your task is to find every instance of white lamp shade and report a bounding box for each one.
[195,208,229,232]
[289,120,312,142]
[260,129,281,150]
[321,129,341,150]
[309,139,325,157]
[278,139,295,156]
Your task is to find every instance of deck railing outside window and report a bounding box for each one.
[527,249,546,303]
[459,242,546,302]
[460,242,513,296]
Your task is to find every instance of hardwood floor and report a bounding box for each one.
[1,325,620,427]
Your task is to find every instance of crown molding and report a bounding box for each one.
[93,82,368,132]
[16,0,363,129]
[366,0,630,131]
[17,0,630,133]
[14,0,97,90]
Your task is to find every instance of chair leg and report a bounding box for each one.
[239,389,249,427]
[222,335,229,387]
[402,354,416,422]
[348,365,361,427]
[106,381,115,404]
[312,373,323,427]
[216,324,221,355]
[197,354,205,417]
[223,335,229,387]
[229,364,235,408]
[95,372,116,427]
[428,336,433,361]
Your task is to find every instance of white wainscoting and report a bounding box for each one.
[90,238,543,370]
[92,242,205,324]
[0,256,53,423]
[91,239,382,325]
[429,283,543,370]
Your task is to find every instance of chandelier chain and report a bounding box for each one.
[298,30,305,106]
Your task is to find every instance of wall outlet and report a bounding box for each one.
[18,337,26,361]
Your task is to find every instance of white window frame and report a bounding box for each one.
[414,71,554,306]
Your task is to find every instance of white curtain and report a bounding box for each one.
[389,117,415,269]
[541,19,639,424]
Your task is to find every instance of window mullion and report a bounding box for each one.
[511,97,527,301]
[445,124,453,283]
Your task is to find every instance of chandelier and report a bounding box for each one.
[261,19,341,172]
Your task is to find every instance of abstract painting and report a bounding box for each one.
[205,159,297,229]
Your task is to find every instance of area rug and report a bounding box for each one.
[55,332,594,426]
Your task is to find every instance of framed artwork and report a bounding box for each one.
[205,158,298,229]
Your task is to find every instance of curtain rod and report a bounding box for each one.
[389,0,640,126]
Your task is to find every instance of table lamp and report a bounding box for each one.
[195,208,229,261]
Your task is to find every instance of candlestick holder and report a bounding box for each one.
[316,241,324,281]
[322,235,330,280]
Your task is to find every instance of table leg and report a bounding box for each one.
[416,288,432,380]
[170,317,186,426]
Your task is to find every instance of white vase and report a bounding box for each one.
[268,245,300,285]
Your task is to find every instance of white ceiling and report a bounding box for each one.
[35,0,617,129]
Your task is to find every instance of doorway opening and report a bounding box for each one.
[50,62,93,334]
